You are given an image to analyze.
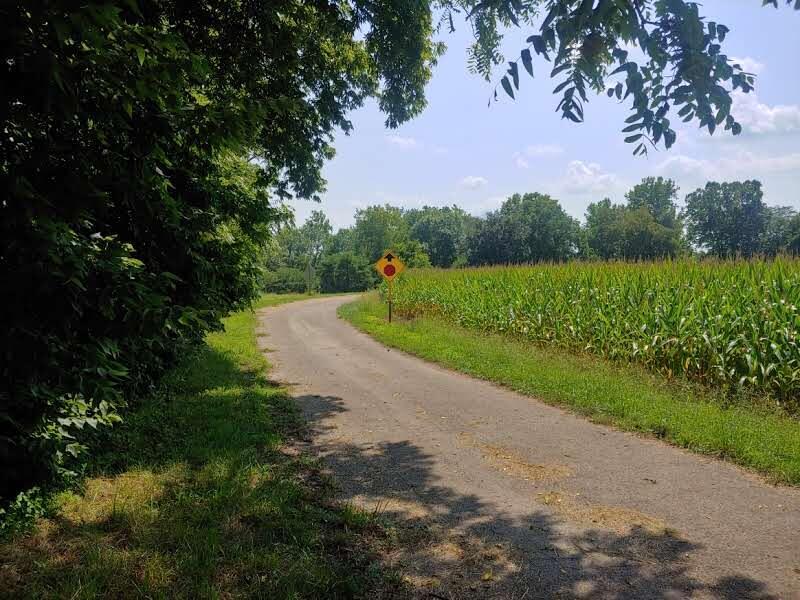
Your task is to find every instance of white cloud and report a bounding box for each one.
[730,56,765,75]
[460,175,488,189]
[657,151,800,182]
[385,134,418,149]
[512,144,564,169]
[732,91,800,135]
[561,160,622,196]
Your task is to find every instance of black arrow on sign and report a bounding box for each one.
[385,253,395,261]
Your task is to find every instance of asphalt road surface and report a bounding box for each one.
[258,295,800,599]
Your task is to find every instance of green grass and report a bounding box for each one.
[0,293,394,599]
[340,293,800,486]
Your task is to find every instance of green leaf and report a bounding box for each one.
[501,76,514,99]
[521,48,533,76]
[507,61,519,89]
[624,134,643,143]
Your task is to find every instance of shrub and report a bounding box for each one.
[263,268,309,294]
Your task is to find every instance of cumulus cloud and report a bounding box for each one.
[460,175,488,189]
[561,160,622,195]
[732,91,800,135]
[512,144,564,168]
[730,56,765,75]
[657,151,800,182]
[385,134,418,149]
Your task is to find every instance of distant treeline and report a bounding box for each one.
[265,177,800,293]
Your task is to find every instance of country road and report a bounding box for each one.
[257,296,800,599]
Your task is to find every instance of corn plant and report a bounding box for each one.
[392,258,800,411]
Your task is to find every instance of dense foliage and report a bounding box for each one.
[391,259,800,411]
[683,181,800,258]
[468,193,581,265]
[318,252,375,294]
[0,0,440,514]
[585,177,685,259]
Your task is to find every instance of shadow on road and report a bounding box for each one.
[296,393,776,600]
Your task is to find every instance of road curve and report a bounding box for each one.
[258,295,800,599]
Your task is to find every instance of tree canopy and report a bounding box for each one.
[468,193,581,265]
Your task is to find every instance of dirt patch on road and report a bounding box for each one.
[458,432,573,483]
[537,490,673,536]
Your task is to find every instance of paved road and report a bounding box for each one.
[258,296,800,599]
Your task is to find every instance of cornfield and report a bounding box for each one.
[392,258,800,410]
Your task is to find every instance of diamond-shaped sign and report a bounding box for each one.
[375,250,405,281]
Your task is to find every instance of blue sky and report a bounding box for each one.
[287,0,800,231]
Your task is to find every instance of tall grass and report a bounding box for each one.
[392,258,800,412]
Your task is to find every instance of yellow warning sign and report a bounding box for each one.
[375,250,405,281]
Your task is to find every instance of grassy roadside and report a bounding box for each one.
[0,294,396,599]
[340,293,800,486]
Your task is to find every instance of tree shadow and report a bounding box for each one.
[0,347,389,599]
[296,393,779,600]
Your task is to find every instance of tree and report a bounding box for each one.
[585,199,626,259]
[395,239,432,268]
[468,193,580,265]
[787,214,800,255]
[454,0,799,153]
[617,207,683,260]
[625,177,680,229]
[760,206,797,256]
[684,181,767,257]
[585,197,682,260]
[328,227,358,255]
[352,205,410,262]
[299,211,333,268]
[407,205,475,267]
[318,252,374,293]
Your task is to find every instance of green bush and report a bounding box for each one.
[318,253,375,293]
[263,267,309,294]
[0,0,443,520]
[1,4,270,510]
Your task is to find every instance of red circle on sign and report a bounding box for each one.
[383,264,396,277]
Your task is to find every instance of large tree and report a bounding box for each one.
[760,206,798,257]
[586,177,683,259]
[683,181,767,257]
[625,177,681,230]
[299,210,333,268]
[352,204,412,262]
[469,193,580,265]
[406,205,476,267]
